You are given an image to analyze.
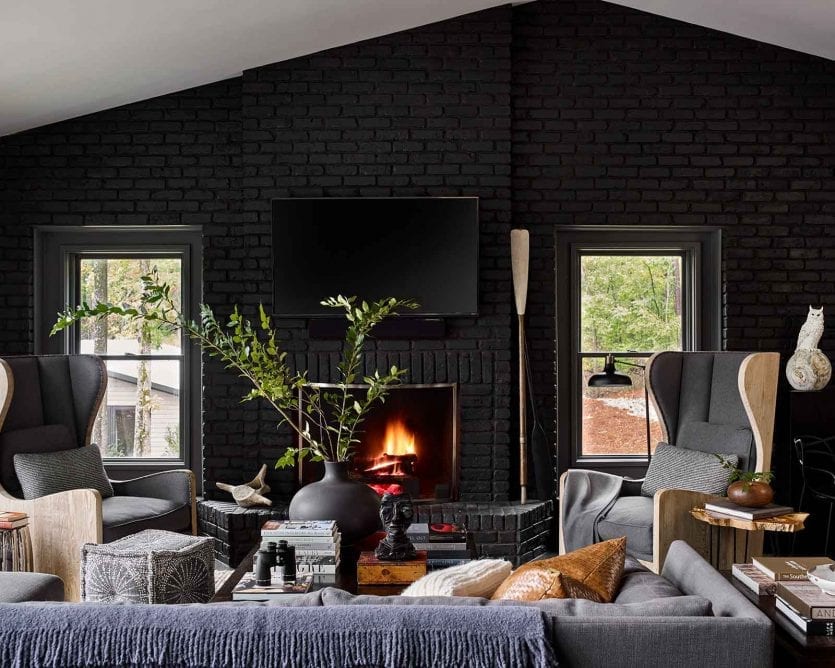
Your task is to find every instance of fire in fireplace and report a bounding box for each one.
[298,383,459,502]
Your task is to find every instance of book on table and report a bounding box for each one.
[0,511,27,530]
[232,573,314,601]
[776,597,835,636]
[407,523,468,544]
[261,520,337,537]
[753,556,834,581]
[703,499,794,521]
[776,580,835,620]
[732,563,778,596]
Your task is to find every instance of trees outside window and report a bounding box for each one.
[555,227,721,476]
[36,226,201,484]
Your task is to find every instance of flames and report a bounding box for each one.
[382,418,416,456]
[363,417,418,477]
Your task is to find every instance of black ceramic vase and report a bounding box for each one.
[288,461,381,544]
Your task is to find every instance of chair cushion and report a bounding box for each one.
[102,496,192,543]
[0,572,64,602]
[641,442,736,498]
[13,443,114,500]
[492,537,626,603]
[0,424,76,497]
[597,496,654,561]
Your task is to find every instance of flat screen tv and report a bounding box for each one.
[272,197,479,317]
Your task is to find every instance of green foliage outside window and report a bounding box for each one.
[580,255,683,353]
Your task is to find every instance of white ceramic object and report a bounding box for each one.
[786,306,831,391]
[216,464,272,507]
[807,564,835,596]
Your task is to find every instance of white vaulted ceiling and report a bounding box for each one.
[1,1,834,137]
[0,0,513,137]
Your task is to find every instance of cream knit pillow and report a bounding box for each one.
[401,559,512,598]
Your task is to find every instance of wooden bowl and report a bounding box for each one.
[727,481,774,507]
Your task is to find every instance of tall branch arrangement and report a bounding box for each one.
[51,273,418,468]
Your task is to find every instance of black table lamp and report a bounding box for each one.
[587,354,652,460]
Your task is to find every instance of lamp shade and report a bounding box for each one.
[588,355,633,387]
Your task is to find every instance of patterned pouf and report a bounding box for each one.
[81,529,214,604]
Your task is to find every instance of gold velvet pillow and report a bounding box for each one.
[491,537,626,603]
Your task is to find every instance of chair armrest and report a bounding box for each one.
[652,488,716,573]
[111,469,195,508]
[0,483,102,602]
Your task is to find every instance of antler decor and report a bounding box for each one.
[216,464,272,508]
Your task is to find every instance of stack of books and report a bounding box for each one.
[731,555,835,635]
[703,499,793,521]
[776,580,835,636]
[406,522,472,569]
[0,511,28,530]
[260,520,340,575]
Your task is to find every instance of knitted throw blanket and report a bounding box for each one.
[0,602,557,668]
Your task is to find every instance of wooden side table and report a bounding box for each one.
[690,508,808,569]
[0,525,33,572]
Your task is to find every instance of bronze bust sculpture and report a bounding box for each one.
[375,492,417,561]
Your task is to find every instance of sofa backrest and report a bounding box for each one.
[0,355,106,497]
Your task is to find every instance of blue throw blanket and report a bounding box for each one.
[0,603,556,668]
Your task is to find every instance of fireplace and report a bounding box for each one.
[298,383,459,502]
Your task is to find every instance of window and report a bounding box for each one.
[555,227,721,476]
[35,227,201,483]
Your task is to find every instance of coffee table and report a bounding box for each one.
[212,542,405,602]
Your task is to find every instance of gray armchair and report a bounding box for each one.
[0,355,196,600]
[559,351,779,572]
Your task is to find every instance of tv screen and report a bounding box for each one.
[272,197,479,317]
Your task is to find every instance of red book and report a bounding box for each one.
[0,511,28,529]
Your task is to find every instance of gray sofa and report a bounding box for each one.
[0,541,772,668]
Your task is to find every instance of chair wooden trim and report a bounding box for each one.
[560,351,780,574]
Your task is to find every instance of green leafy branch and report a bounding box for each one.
[51,272,418,468]
[715,454,775,491]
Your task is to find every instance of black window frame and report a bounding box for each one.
[34,226,202,489]
[555,226,721,479]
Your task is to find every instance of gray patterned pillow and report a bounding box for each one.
[14,444,114,500]
[641,443,736,498]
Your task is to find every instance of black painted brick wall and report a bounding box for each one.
[2,0,835,498]
[512,0,835,450]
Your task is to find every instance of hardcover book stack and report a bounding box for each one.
[732,555,835,636]
[704,499,794,521]
[260,520,340,575]
[406,522,472,570]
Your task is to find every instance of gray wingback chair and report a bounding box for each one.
[0,355,196,600]
[559,351,779,572]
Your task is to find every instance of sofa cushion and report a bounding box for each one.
[102,496,191,543]
[319,587,712,617]
[0,424,76,497]
[597,496,654,561]
[14,443,114,500]
[0,572,64,602]
[492,537,626,603]
[401,559,512,597]
[641,442,736,498]
[615,559,684,603]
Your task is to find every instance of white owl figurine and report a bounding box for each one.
[787,306,831,391]
[796,306,825,351]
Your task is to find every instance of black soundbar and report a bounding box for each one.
[308,318,446,340]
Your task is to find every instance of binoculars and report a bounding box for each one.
[255,540,296,586]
